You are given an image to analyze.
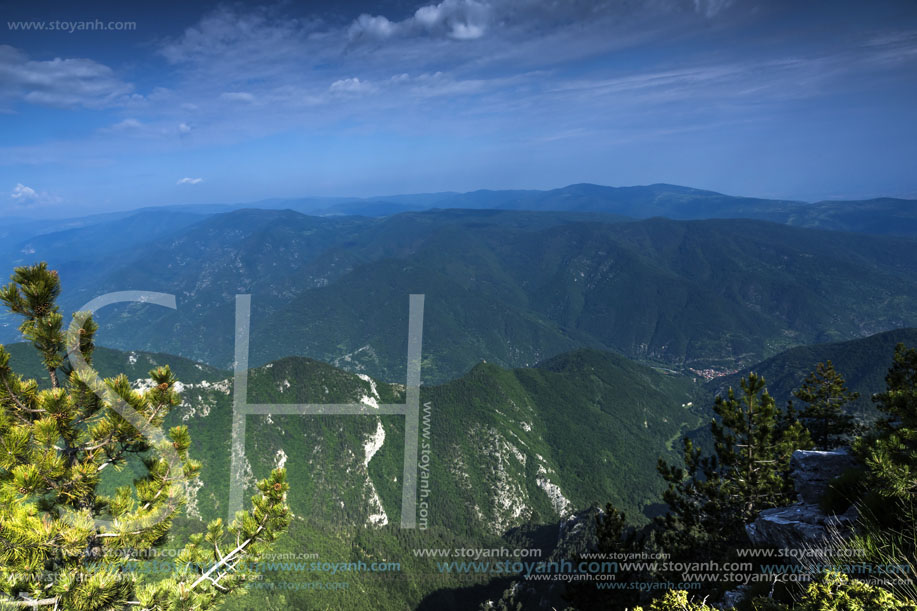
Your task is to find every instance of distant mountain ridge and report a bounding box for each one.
[354,183,917,238]
[215,183,917,238]
[4,182,916,238]
[4,207,917,384]
[77,213,917,380]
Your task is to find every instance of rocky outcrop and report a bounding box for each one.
[789,449,859,504]
[746,503,857,549]
[745,449,860,549]
[745,449,859,548]
[721,586,752,609]
[725,449,861,608]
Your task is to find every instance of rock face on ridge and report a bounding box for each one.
[745,503,857,551]
[746,449,859,550]
[789,449,859,504]
[720,450,862,608]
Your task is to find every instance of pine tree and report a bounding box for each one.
[833,344,917,605]
[564,503,656,610]
[792,361,858,450]
[860,343,917,505]
[657,374,812,560]
[0,263,290,610]
[873,344,917,435]
[854,344,917,551]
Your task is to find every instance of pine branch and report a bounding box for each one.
[46,368,59,390]
[1,377,33,421]
[0,594,60,608]
[188,523,265,591]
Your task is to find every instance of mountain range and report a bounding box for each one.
[3,324,912,609]
[4,203,917,384]
[336,183,917,238]
[3,182,917,608]
[6,182,917,238]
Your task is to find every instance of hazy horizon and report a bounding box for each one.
[3,179,917,222]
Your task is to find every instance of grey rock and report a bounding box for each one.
[720,585,752,608]
[746,503,832,549]
[790,449,858,504]
[745,501,858,563]
[736,449,862,606]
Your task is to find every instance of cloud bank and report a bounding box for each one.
[0,45,134,110]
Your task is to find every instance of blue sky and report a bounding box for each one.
[1,0,916,216]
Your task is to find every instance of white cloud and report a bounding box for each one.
[348,15,399,40]
[449,22,486,40]
[160,6,316,65]
[693,0,734,18]
[177,177,204,185]
[392,71,489,98]
[341,0,744,51]
[150,2,693,130]
[97,116,204,140]
[329,77,375,95]
[220,91,256,103]
[9,183,60,206]
[112,118,143,130]
[349,0,491,42]
[412,0,490,40]
[0,44,134,109]
[10,183,37,201]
